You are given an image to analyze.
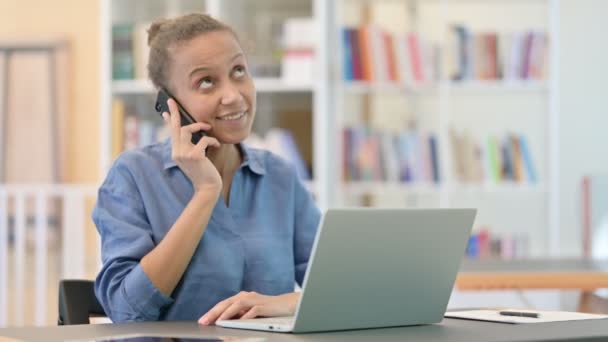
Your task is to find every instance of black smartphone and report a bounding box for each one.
[155,88,206,145]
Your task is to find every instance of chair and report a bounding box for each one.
[58,279,106,325]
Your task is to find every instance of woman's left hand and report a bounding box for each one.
[198,291,300,325]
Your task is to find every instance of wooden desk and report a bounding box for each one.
[456,259,608,312]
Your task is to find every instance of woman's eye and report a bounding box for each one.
[199,78,214,90]
[233,66,246,78]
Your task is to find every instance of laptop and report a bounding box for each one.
[217,208,476,333]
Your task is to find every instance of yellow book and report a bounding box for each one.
[111,98,125,159]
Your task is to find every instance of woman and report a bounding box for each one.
[93,13,320,325]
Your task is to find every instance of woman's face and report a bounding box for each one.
[167,30,256,144]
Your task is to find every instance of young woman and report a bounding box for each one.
[93,13,320,325]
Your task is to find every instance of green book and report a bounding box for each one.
[487,136,500,183]
[112,23,134,80]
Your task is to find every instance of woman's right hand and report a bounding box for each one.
[163,98,222,193]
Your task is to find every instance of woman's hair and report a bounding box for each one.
[147,13,237,91]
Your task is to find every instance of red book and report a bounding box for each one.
[359,26,374,81]
[407,33,424,82]
[478,228,490,259]
[521,32,534,79]
[582,176,591,259]
[384,32,398,82]
[351,29,363,80]
[487,33,498,79]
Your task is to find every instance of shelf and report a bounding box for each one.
[341,182,442,195]
[340,81,438,95]
[449,182,547,194]
[254,78,314,93]
[340,181,546,196]
[112,79,153,94]
[339,80,547,95]
[112,78,314,95]
[445,80,548,93]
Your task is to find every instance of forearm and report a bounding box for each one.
[141,188,219,296]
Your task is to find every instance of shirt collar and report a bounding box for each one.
[161,138,266,176]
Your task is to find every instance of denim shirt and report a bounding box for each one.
[92,139,320,322]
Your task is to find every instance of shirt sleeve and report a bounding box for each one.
[93,158,174,322]
[293,176,321,286]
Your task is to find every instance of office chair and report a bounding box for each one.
[58,279,106,325]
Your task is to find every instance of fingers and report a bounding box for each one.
[199,292,260,325]
[240,306,265,320]
[199,296,237,325]
[162,98,211,146]
[180,123,211,150]
[196,136,220,158]
[166,99,181,140]
[217,299,254,322]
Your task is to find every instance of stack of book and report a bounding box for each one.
[466,228,530,260]
[449,25,548,82]
[342,127,440,184]
[450,130,537,184]
[341,26,439,84]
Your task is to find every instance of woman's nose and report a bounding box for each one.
[220,81,242,106]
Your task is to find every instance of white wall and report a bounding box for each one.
[559,0,608,256]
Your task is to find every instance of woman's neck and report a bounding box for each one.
[207,143,241,177]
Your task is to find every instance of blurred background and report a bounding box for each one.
[0,0,607,327]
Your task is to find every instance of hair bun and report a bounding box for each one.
[147,20,165,46]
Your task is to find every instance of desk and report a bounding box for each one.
[457,259,608,290]
[2,319,608,342]
[457,259,608,312]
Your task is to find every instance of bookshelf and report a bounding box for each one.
[100,0,331,208]
[330,0,560,257]
[100,0,560,257]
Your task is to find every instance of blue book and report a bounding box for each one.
[398,133,412,182]
[342,28,354,81]
[501,138,514,181]
[429,135,440,183]
[519,135,537,183]
[466,234,479,258]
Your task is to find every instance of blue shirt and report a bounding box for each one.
[92,139,320,322]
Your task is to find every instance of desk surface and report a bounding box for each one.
[2,319,608,342]
[457,259,608,290]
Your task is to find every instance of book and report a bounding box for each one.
[449,26,548,82]
[581,175,608,259]
[111,99,125,158]
[342,127,440,184]
[112,23,134,80]
[449,130,537,184]
[340,25,437,84]
[342,28,355,81]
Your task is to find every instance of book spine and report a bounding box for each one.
[342,28,354,81]
[582,176,591,259]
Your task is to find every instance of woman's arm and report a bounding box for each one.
[141,189,218,296]
[142,99,223,296]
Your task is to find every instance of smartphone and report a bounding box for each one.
[155,88,206,145]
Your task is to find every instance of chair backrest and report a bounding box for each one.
[58,279,106,325]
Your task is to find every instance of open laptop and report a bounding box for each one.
[217,208,476,333]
